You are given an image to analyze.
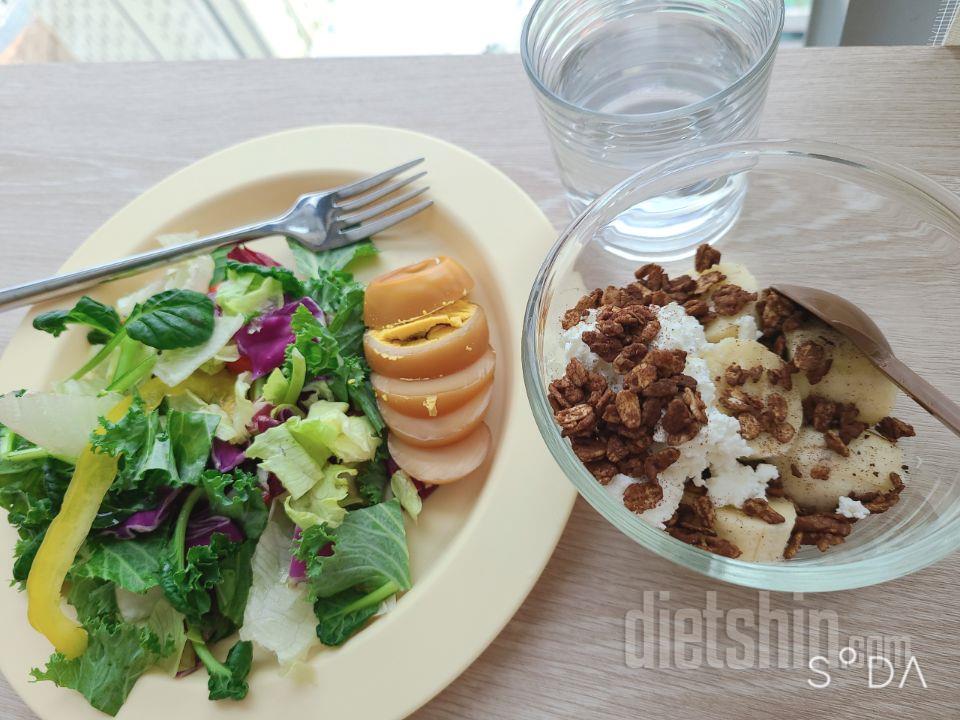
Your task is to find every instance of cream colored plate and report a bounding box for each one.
[0,125,575,719]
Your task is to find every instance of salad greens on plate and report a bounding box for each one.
[0,238,430,716]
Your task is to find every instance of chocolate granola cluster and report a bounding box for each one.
[549,352,697,513]
[665,488,741,558]
[561,245,756,335]
[719,378,796,444]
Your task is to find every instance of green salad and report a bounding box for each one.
[0,237,428,715]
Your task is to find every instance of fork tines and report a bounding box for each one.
[334,158,432,242]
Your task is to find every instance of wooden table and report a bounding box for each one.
[1,47,959,719]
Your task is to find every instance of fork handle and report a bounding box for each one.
[0,221,280,312]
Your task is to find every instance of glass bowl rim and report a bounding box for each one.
[521,138,960,591]
[519,0,786,124]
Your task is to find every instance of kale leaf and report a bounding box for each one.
[214,540,255,627]
[288,305,384,433]
[313,586,383,646]
[71,533,168,594]
[167,411,221,486]
[31,578,174,717]
[0,433,72,585]
[200,469,268,540]
[92,401,219,523]
[354,445,389,506]
[158,532,235,626]
[288,238,377,277]
[298,499,410,599]
[305,270,366,357]
[201,639,252,701]
[31,622,163,716]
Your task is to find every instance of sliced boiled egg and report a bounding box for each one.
[363,256,474,329]
[388,424,492,484]
[379,383,492,448]
[363,300,488,380]
[372,347,495,418]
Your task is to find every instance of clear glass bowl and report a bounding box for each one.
[522,139,960,591]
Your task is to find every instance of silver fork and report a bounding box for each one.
[0,158,432,312]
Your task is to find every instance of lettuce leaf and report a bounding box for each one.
[0,391,123,460]
[244,422,325,500]
[166,371,255,444]
[292,400,380,464]
[117,233,214,317]
[152,313,245,387]
[239,512,318,666]
[223,260,304,297]
[215,270,285,319]
[283,464,353,530]
[390,469,422,522]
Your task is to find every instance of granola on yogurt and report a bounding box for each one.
[548,245,916,563]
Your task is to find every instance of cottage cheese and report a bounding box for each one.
[837,496,871,519]
[558,309,622,391]
[650,302,707,355]
[735,314,762,341]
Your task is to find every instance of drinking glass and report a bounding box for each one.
[521,0,784,258]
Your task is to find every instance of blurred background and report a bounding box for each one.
[0,0,956,64]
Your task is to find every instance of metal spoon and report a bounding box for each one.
[772,284,960,439]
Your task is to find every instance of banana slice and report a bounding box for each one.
[771,427,902,511]
[701,338,802,459]
[713,498,797,563]
[785,323,897,424]
[694,262,759,343]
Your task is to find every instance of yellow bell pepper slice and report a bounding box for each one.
[26,395,135,658]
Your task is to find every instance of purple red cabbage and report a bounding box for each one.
[101,488,182,539]
[186,507,244,548]
[261,472,285,506]
[234,297,323,379]
[211,438,246,473]
[413,478,437,500]
[227,245,281,267]
[288,528,307,582]
[288,527,333,584]
[176,659,201,679]
[248,404,280,434]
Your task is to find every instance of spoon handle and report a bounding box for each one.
[877,356,960,439]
